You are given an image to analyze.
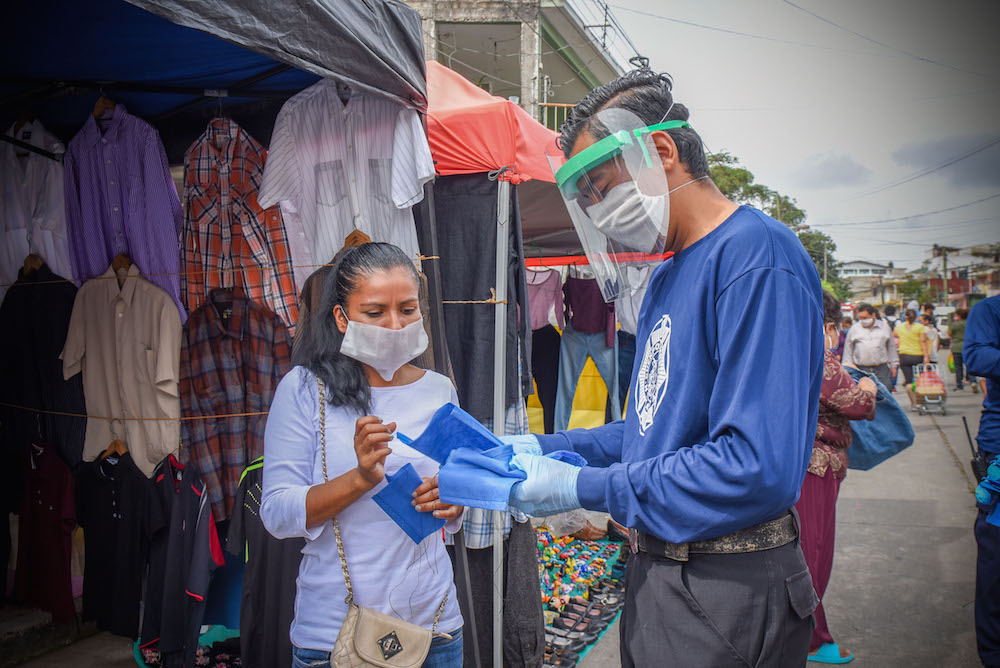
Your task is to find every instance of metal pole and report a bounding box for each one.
[943,248,949,305]
[491,179,511,668]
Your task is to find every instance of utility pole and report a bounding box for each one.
[932,244,961,305]
[823,248,828,282]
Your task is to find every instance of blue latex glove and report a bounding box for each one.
[508,452,582,517]
[976,461,1000,527]
[499,434,542,457]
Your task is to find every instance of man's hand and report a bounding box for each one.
[508,453,582,517]
[412,476,463,520]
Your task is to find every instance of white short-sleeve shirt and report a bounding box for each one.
[259,81,435,288]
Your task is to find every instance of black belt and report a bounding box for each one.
[630,512,797,562]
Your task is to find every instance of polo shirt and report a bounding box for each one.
[140,454,224,666]
[61,263,181,476]
[76,452,163,637]
[226,456,303,668]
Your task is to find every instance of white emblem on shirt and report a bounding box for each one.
[635,314,671,436]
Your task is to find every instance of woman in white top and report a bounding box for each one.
[261,243,465,668]
[920,313,942,364]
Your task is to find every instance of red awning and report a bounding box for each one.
[426,60,558,184]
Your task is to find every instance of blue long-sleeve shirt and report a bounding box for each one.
[964,295,1000,453]
[536,206,824,544]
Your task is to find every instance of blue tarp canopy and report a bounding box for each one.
[3,0,427,161]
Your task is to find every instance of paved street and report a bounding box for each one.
[582,385,985,668]
[20,386,987,667]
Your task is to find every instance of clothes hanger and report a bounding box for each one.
[13,110,35,157]
[22,253,43,275]
[100,418,127,460]
[112,253,132,272]
[92,94,116,119]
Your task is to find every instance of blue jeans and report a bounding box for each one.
[554,324,620,432]
[292,628,463,668]
[617,330,636,409]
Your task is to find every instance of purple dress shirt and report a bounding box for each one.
[563,276,615,347]
[64,105,185,320]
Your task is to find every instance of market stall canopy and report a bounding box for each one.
[426,61,580,255]
[3,0,426,161]
[426,60,556,186]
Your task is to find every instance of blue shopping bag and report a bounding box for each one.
[845,366,915,470]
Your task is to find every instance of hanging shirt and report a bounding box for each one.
[13,441,76,623]
[261,366,463,652]
[536,206,824,545]
[180,288,291,521]
[225,457,303,668]
[1,120,73,301]
[76,452,164,638]
[181,118,299,332]
[614,266,652,336]
[141,455,224,667]
[258,80,434,288]
[563,276,615,347]
[525,268,565,331]
[0,263,86,469]
[63,104,185,320]
[61,264,182,477]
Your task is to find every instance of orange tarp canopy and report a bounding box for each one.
[426,60,558,185]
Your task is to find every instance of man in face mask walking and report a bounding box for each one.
[497,70,825,666]
[842,303,899,388]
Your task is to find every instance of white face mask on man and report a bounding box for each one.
[860,318,874,328]
[586,175,709,251]
[339,316,429,382]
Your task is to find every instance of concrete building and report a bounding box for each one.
[840,260,907,304]
[405,0,643,128]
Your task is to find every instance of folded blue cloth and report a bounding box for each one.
[438,445,588,511]
[396,403,501,464]
[372,463,445,544]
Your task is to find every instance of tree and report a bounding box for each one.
[766,193,806,228]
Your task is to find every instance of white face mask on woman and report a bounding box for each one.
[339,317,429,382]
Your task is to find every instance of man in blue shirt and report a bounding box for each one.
[504,70,825,666]
[964,295,1000,668]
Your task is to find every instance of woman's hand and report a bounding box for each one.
[412,476,463,520]
[354,416,395,487]
[857,376,878,396]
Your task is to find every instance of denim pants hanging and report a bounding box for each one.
[554,323,620,432]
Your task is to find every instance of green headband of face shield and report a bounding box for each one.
[555,120,692,195]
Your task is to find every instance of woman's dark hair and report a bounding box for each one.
[822,290,842,326]
[296,242,420,415]
[905,309,917,323]
[557,69,709,178]
[957,307,969,319]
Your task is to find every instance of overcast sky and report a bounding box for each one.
[605,0,1000,270]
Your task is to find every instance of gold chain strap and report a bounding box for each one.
[316,376,448,632]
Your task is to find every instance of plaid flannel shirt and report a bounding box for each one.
[181,119,299,333]
[180,289,291,521]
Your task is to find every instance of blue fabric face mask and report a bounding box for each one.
[396,403,502,463]
[372,463,445,544]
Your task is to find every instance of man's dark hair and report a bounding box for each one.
[856,303,874,317]
[884,304,897,316]
[558,69,709,178]
[922,302,934,312]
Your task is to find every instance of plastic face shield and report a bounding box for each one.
[548,108,690,302]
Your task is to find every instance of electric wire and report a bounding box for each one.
[811,192,1000,227]
[782,0,989,78]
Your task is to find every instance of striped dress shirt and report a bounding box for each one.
[259,80,435,288]
[63,105,185,320]
[181,119,299,333]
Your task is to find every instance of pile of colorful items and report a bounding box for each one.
[536,528,627,667]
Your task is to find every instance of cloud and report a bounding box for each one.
[788,152,873,189]
[892,133,1000,188]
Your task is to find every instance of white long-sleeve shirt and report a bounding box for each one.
[261,366,463,651]
[843,319,899,368]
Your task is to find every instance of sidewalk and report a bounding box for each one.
[582,385,984,668]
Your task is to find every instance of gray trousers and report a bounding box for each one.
[857,362,892,389]
[620,540,818,667]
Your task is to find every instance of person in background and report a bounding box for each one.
[963,295,1000,668]
[920,313,941,364]
[842,303,897,389]
[895,309,929,411]
[835,317,852,360]
[797,291,877,664]
[884,304,899,331]
[261,243,465,668]
[906,299,920,314]
[922,303,935,322]
[949,309,970,391]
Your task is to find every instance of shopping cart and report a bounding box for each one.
[914,363,947,416]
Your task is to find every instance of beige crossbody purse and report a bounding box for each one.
[317,378,451,668]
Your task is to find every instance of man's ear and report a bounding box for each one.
[650,130,679,173]
[333,304,348,335]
